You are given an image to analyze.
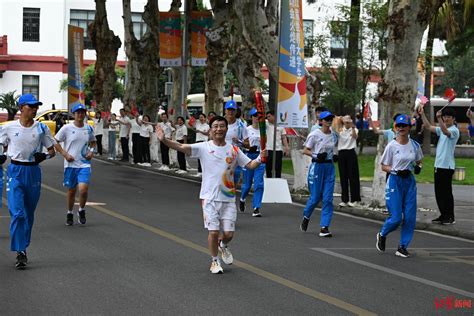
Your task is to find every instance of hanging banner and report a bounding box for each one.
[160,12,182,67]
[190,11,213,66]
[67,25,85,110]
[277,0,307,128]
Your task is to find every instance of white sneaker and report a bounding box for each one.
[219,244,233,265]
[191,172,202,178]
[159,165,170,171]
[338,202,348,207]
[143,163,152,167]
[137,162,144,166]
[175,169,187,174]
[348,201,361,207]
[210,260,224,274]
[107,157,114,160]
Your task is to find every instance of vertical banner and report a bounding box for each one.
[190,11,213,66]
[67,25,85,110]
[160,12,182,67]
[277,0,307,128]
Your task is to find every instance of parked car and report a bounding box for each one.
[0,109,95,136]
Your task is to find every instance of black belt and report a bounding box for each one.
[311,158,332,164]
[11,160,38,166]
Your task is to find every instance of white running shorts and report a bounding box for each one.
[202,200,237,232]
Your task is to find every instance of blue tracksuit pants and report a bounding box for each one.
[380,174,417,248]
[303,162,335,227]
[241,152,265,209]
[7,164,41,252]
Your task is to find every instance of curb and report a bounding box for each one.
[98,157,474,241]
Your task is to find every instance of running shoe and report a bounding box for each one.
[395,247,410,258]
[319,227,332,237]
[252,208,262,217]
[376,232,386,252]
[78,210,86,225]
[15,251,27,269]
[239,199,245,212]
[210,260,224,274]
[66,213,74,226]
[219,244,234,265]
[431,216,444,224]
[176,169,187,174]
[441,218,456,225]
[338,202,348,207]
[300,217,309,232]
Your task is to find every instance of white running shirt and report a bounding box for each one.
[381,139,423,172]
[0,120,55,162]
[190,141,251,202]
[304,128,338,160]
[55,123,96,168]
[225,120,248,146]
[246,125,261,149]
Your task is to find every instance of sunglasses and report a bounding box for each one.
[396,124,409,128]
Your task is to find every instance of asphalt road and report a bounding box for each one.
[1,157,473,315]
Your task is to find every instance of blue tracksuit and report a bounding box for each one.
[7,164,42,251]
[241,152,265,209]
[303,162,336,227]
[381,173,417,248]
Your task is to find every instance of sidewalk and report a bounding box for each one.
[103,156,474,241]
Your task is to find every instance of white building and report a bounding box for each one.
[0,0,178,113]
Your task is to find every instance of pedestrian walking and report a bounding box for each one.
[239,108,265,217]
[376,114,423,258]
[54,104,97,226]
[175,116,188,173]
[194,113,210,176]
[93,111,104,155]
[300,111,338,237]
[0,93,56,269]
[156,116,265,274]
[224,100,249,184]
[334,115,361,207]
[157,112,174,170]
[130,112,141,164]
[107,113,119,160]
[265,110,289,178]
[420,107,460,225]
[137,115,153,167]
[117,108,131,162]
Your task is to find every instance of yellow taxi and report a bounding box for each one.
[0,109,95,137]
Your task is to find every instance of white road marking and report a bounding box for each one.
[312,248,474,299]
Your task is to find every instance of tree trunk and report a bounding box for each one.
[88,0,121,113]
[423,17,436,155]
[371,0,445,206]
[344,0,361,115]
[205,0,231,115]
[228,7,261,112]
[123,0,162,121]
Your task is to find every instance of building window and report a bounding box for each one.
[330,21,348,59]
[22,75,40,99]
[23,8,40,42]
[132,12,148,39]
[303,19,314,58]
[70,10,95,49]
